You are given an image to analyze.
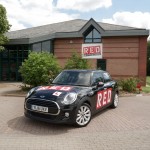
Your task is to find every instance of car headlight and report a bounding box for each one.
[61,92,77,105]
[26,88,35,98]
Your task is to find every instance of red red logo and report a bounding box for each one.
[38,86,72,91]
[96,88,112,109]
[83,46,102,56]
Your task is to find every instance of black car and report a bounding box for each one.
[24,70,119,127]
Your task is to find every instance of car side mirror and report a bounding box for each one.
[97,82,104,87]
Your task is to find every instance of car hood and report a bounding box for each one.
[28,85,91,101]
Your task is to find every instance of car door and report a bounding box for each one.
[102,72,114,107]
[90,71,113,114]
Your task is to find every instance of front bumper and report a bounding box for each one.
[24,105,77,124]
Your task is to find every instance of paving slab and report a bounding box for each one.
[0,94,150,150]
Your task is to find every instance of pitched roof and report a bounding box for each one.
[5,18,149,44]
[6,19,87,39]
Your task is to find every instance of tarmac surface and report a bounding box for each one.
[0,82,150,150]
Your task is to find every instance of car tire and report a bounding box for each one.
[75,103,91,127]
[111,93,119,108]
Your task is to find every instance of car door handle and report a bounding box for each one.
[104,88,107,90]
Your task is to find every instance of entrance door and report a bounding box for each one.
[97,59,106,70]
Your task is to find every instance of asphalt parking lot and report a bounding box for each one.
[0,84,150,150]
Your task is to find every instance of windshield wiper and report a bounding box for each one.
[52,82,66,85]
[74,84,89,87]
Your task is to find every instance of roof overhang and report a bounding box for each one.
[6,38,30,45]
[6,18,149,44]
[102,29,149,37]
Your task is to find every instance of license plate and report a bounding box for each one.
[31,105,48,113]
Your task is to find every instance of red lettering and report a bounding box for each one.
[60,87,71,91]
[107,89,112,103]
[49,86,59,90]
[83,47,89,55]
[103,90,107,105]
[96,92,102,109]
[96,88,112,109]
[38,86,72,91]
[96,46,101,54]
[83,46,101,55]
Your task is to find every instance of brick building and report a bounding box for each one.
[0,18,149,85]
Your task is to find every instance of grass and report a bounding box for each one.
[142,76,150,93]
[146,76,150,85]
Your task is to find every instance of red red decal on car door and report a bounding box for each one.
[96,88,112,109]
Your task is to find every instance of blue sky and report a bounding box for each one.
[0,0,150,38]
[55,0,150,22]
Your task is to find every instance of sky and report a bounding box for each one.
[0,0,150,38]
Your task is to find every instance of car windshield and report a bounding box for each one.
[52,71,91,86]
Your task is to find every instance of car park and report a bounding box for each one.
[24,69,119,127]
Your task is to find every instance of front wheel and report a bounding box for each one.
[75,103,91,127]
[111,93,119,108]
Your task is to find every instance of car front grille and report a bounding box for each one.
[25,98,60,115]
[29,111,57,120]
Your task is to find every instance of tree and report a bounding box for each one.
[19,52,61,87]
[147,41,150,75]
[64,52,91,69]
[0,4,11,51]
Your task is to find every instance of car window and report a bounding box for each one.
[91,72,104,86]
[52,71,91,86]
[103,72,111,83]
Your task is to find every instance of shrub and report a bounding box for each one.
[19,52,61,87]
[118,77,139,92]
[64,52,90,69]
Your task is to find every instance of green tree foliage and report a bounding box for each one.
[0,4,11,51]
[19,52,61,87]
[64,52,90,69]
[147,41,150,75]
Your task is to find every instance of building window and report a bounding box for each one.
[0,45,29,81]
[32,40,51,52]
[84,26,101,43]
[42,41,51,52]
[32,43,41,52]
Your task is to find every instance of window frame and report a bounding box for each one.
[32,40,52,53]
[84,27,101,43]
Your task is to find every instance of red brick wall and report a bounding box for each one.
[138,37,147,85]
[102,36,147,85]
[54,38,96,68]
[102,37,139,77]
[54,36,148,85]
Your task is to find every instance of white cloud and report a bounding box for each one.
[102,11,150,40]
[0,0,79,31]
[56,0,112,12]
[9,18,26,31]
[102,11,150,29]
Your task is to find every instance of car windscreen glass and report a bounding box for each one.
[52,71,91,86]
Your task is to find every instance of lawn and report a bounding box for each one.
[146,76,150,86]
[142,76,150,93]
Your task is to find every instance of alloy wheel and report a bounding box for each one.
[76,104,91,126]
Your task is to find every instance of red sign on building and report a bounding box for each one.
[82,43,103,59]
